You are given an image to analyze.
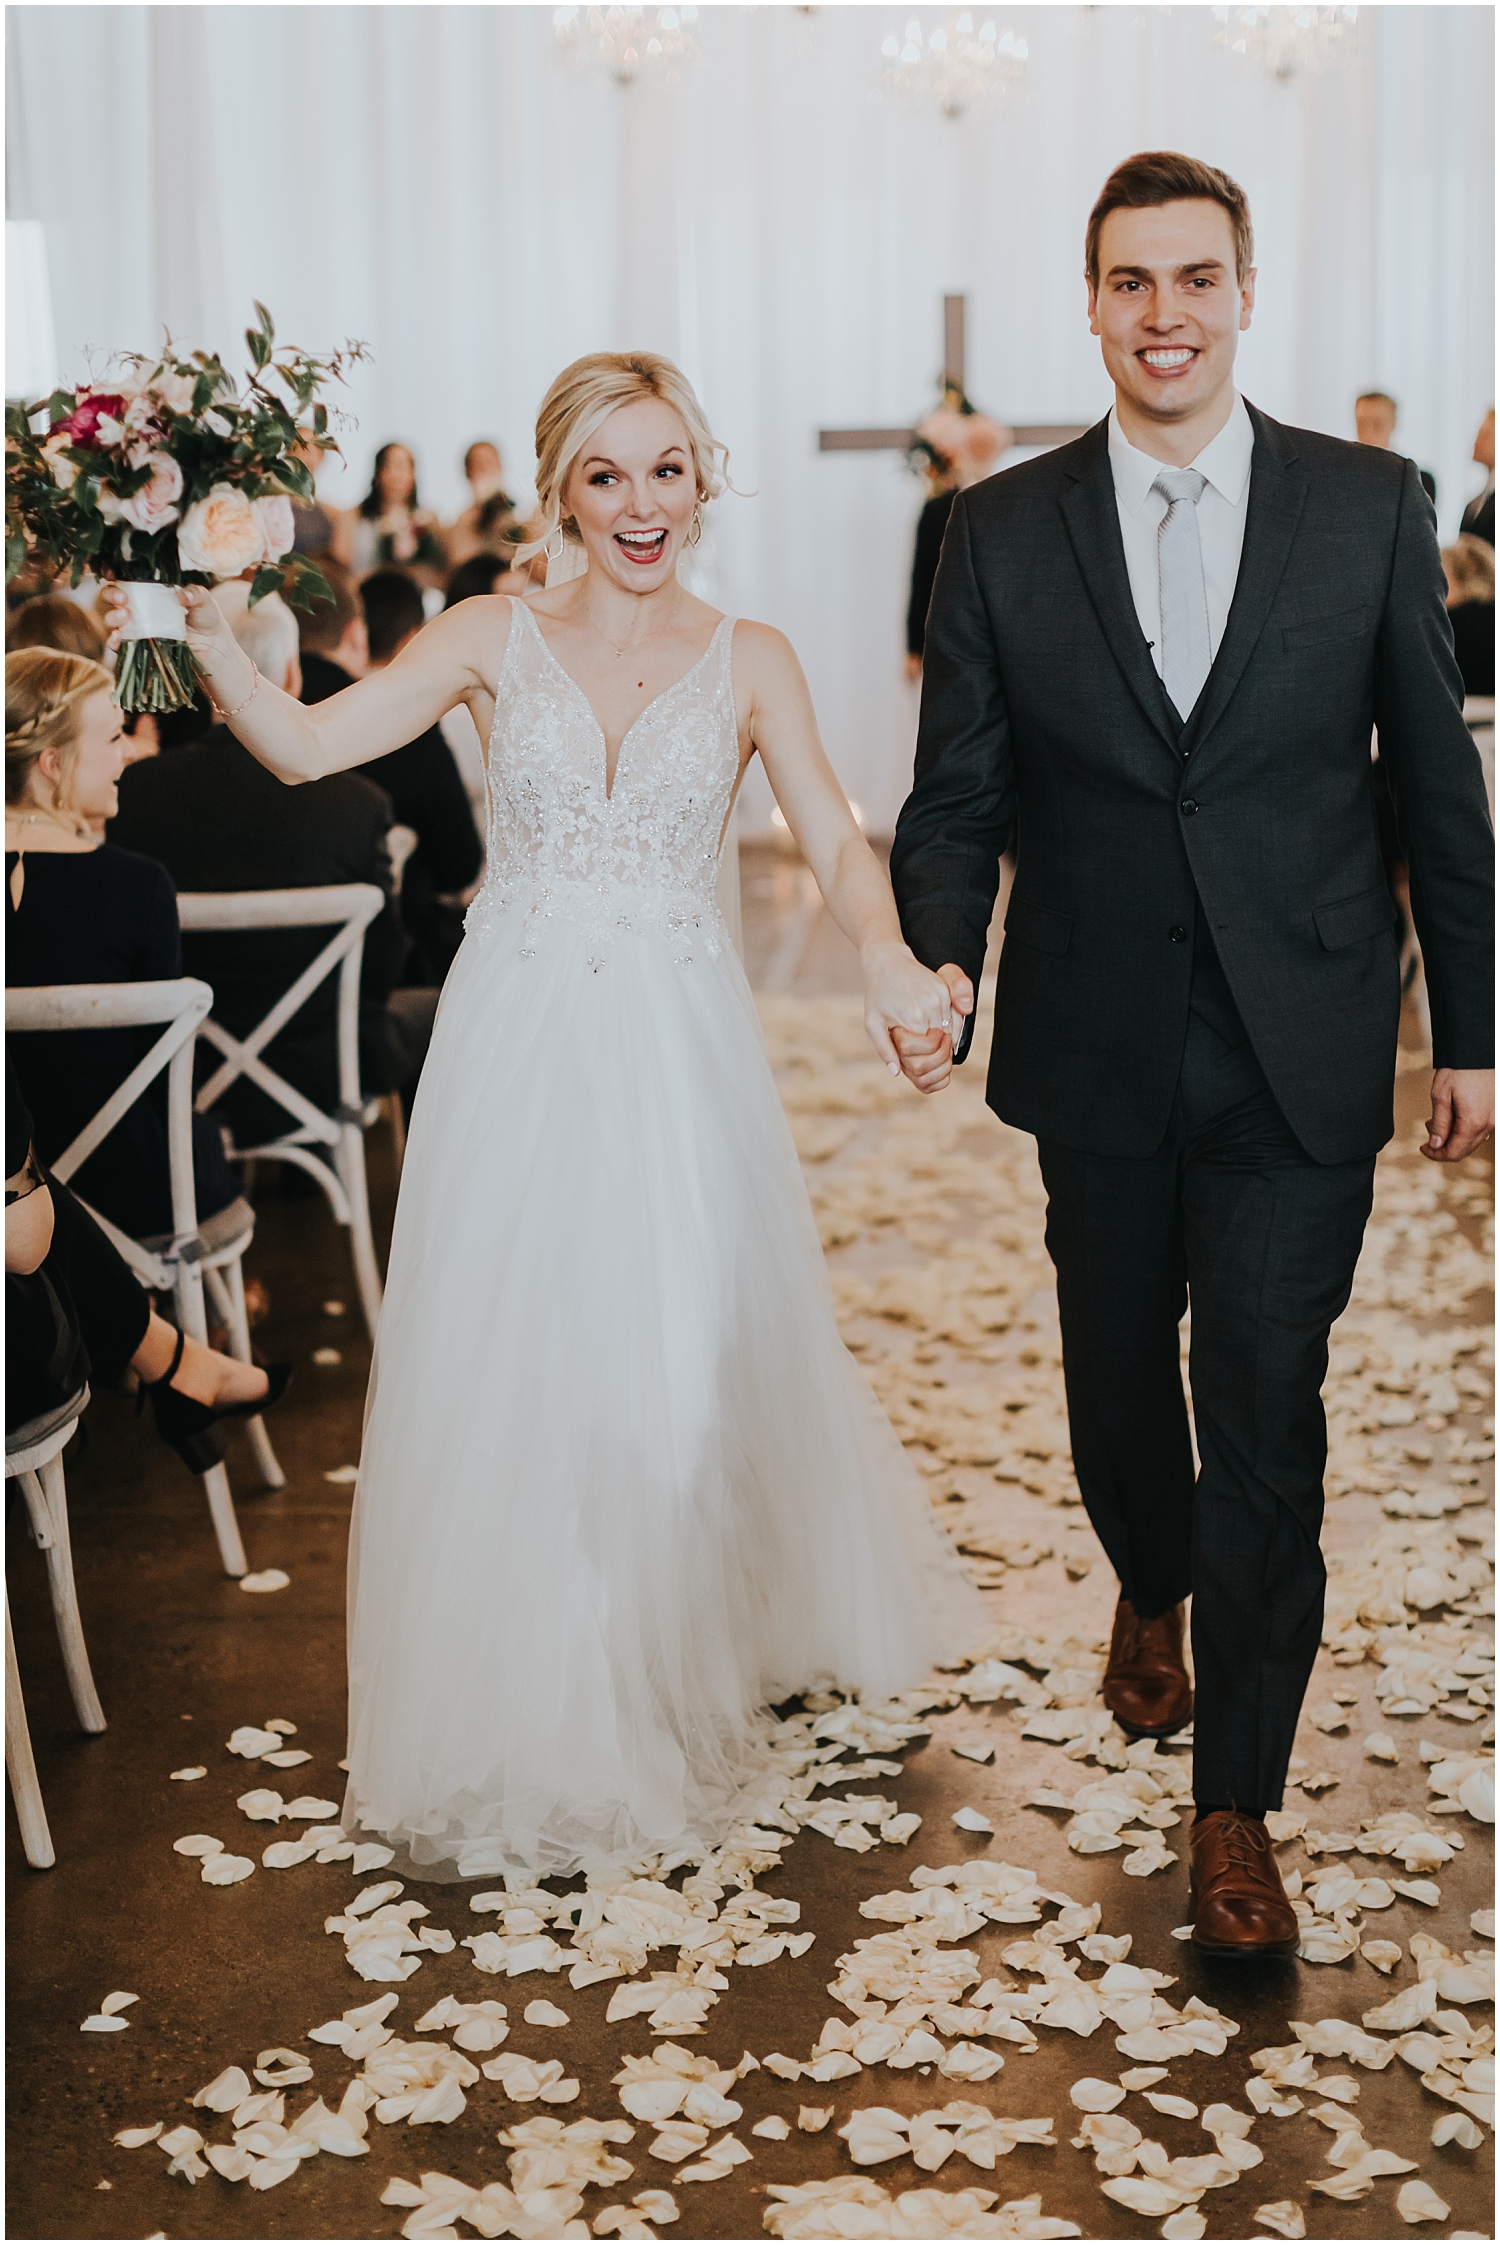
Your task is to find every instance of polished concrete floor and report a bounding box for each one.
[7,845,1492,2242]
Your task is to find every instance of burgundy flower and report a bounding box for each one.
[54,391,129,449]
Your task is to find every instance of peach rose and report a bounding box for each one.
[177,483,264,578]
[150,370,196,416]
[42,434,78,491]
[253,494,296,563]
[119,450,184,534]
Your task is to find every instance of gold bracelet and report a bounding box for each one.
[211,659,260,721]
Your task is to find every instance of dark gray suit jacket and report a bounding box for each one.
[890,405,1494,1166]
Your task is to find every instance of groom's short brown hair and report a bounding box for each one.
[1086,152,1254,287]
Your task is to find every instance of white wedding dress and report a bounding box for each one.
[342,599,985,1880]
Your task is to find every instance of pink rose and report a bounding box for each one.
[119,449,184,534]
[176,483,265,578]
[56,390,128,449]
[253,494,296,563]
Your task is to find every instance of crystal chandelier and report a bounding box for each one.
[553,6,698,87]
[1212,5,1360,80]
[877,12,1029,120]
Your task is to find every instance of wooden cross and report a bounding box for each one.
[818,293,1086,454]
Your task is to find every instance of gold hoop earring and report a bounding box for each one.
[687,503,704,548]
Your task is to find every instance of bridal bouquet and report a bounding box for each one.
[5,305,366,711]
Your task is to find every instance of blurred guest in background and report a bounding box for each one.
[295,557,369,703]
[7,596,160,762]
[356,569,483,984]
[339,443,447,588]
[443,552,512,607]
[290,427,343,559]
[905,406,1011,680]
[5,649,246,1245]
[1355,391,1437,506]
[1442,534,1496,698]
[108,591,438,1145]
[445,440,517,567]
[7,595,106,662]
[1461,408,1495,546]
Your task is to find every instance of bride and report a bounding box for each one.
[117,353,986,1880]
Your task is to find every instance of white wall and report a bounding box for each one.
[7,4,1493,828]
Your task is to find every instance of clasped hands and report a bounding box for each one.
[867,957,974,1095]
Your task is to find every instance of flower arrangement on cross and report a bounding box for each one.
[5,305,368,711]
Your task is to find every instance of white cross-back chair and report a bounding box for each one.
[5,978,262,1579]
[176,885,387,1341]
[6,1389,104,1868]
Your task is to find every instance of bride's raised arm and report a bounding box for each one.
[103,581,508,786]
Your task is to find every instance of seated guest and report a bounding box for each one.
[2,594,161,762]
[295,556,369,703]
[1442,534,1496,697]
[7,1049,287,1467]
[108,590,438,1149]
[5,650,247,1245]
[445,441,517,568]
[1461,407,1495,545]
[289,427,343,558]
[354,570,483,984]
[337,443,447,589]
[444,553,512,608]
[7,595,106,661]
[1354,390,1437,506]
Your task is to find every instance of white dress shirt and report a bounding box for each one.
[1107,394,1255,677]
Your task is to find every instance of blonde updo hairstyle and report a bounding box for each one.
[526,352,729,560]
[6,648,114,811]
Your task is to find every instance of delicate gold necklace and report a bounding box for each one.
[582,609,681,662]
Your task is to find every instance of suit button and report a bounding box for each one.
[1168,925,1188,943]
[1180,798,1198,815]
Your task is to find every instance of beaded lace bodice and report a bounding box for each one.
[466,601,740,967]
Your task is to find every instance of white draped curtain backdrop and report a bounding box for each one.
[6,4,1494,829]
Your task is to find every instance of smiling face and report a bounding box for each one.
[1089,199,1254,438]
[561,397,702,592]
[32,689,126,823]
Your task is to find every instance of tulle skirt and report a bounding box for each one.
[342,900,985,1879]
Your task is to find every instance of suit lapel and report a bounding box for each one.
[1181,406,1308,758]
[1059,425,1181,754]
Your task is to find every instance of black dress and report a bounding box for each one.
[1449,600,1495,697]
[5,847,242,1240]
[907,489,958,661]
[6,1046,152,1432]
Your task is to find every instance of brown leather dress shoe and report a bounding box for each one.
[1190,1811,1299,1958]
[1101,1596,1192,1738]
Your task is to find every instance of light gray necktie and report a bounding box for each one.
[1153,466,1211,723]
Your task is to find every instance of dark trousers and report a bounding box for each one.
[1037,947,1377,1811]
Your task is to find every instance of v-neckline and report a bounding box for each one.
[521,603,726,803]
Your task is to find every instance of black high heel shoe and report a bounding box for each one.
[139,1328,292,1474]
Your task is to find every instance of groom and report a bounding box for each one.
[889,151,1494,1958]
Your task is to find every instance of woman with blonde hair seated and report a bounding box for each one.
[108,351,984,1882]
[5,649,246,1247]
